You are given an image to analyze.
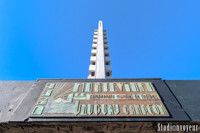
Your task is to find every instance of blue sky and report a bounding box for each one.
[0,0,200,80]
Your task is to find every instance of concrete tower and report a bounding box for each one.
[88,21,112,79]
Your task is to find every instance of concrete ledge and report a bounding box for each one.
[0,81,35,122]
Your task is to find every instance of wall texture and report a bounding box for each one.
[0,79,200,132]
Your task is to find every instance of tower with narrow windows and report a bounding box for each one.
[88,21,112,79]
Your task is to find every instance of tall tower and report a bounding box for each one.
[88,21,112,79]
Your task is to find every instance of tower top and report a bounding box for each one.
[98,21,103,29]
[88,21,112,79]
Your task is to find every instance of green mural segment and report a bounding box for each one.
[32,106,44,115]
[152,104,160,114]
[157,104,165,115]
[108,105,114,115]
[129,105,135,115]
[94,104,101,115]
[113,104,120,115]
[112,94,118,99]
[134,105,142,115]
[85,83,92,92]
[67,93,74,102]
[95,83,101,92]
[102,104,107,115]
[146,104,153,114]
[74,101,81,116]
[48,83,55,89]
[87,104,93,115]
[141,105,147,115]
[109,83,115,92]
[43,90,52,96]
[130,83,138,91]
[124,83,130,92]
[123,105,129,115]
[117,83,123,91]
[146,83,154,91]
[137,83,145,92]
[74,93,90,100]
[103,83,108,92]
[37,98,48,105]
[81,83,85,92]
[31,82,169,117]
[73,83,79,92]
[81,104,87,115]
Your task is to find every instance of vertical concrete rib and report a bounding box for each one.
[96,21,106,78]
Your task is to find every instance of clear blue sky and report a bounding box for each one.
[0,0,200,80]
